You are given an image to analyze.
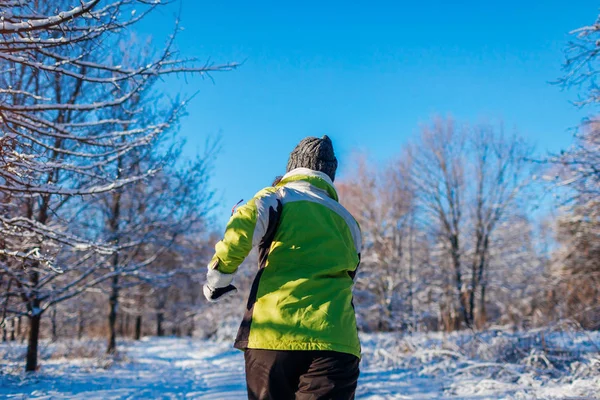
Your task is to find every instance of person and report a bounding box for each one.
[203,135,362,400]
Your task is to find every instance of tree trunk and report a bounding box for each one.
[17,316,22,341]
[50,308,58,342]
[118,312,124,336]
[107,275,119,354]
[10,318,16,341]
[77,311,85,340]
[450,237,470,328]
[107,158,122,354]
[26,313,41,372]
[187,317,195,337]
[475,238,489,330]
[125,314,130,337]
[386,299,393,331]
[477,283,487,329]
[19,317,25,344]
[26,265,42,372]
[156,312,164,337]
[407,217,415,333]
[135,315,142,340]
[2,278,12,342]
[468,274,476,325]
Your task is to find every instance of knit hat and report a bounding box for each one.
[286,135,338,182]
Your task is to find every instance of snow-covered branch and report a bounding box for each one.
[0,0,231,371]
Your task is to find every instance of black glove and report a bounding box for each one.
[203,263,238,303]
[203,283,238,303]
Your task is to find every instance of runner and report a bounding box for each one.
[203,135,362,400]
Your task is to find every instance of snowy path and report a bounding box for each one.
[1,339,245,399]
[0,337,442,399]
[2,333,599,399]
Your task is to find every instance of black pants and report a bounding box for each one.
[244,349,360,400]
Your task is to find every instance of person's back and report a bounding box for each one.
[204,136,362,400]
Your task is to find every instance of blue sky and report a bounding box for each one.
[138,1,597,228]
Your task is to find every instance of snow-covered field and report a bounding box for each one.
[1,329,599,399]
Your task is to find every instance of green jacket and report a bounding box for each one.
[209,168,362,358]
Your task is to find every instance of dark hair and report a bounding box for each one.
[272,176,283,186]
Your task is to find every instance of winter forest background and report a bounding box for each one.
[0,1,599,399]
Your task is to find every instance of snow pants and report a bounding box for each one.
[244,349,360,400]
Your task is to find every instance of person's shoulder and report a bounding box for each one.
[341,205,361,233]
[353,216,362,233]
[252,186,280,200]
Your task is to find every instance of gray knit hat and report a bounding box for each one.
[286,135,338,182]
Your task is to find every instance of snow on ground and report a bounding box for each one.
[1,329,599,399]
[0,338,246,400]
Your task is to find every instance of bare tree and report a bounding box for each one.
[407,118,533,328]
[466,125,534,327]
[558,12,600,108]
[544,11,600,330]
[550,200,600,330]
[0,0,235,371]
[99,149,215,354]
[407,119,468,327]
[550,122,600,204]
[482,214,546,328]
[339,153,417,331]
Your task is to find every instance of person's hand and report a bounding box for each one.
[203,283,237,302]
[203,264,237,303]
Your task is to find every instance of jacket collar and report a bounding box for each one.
[278,168,339,201]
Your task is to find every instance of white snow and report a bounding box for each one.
[1,330,599,399]
[0,338,246,400]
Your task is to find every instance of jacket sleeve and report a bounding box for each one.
[348,218,362,280]
[209,188,279,274]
